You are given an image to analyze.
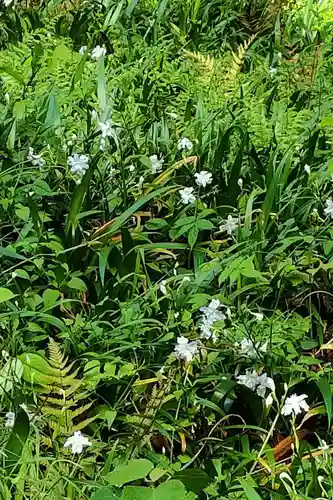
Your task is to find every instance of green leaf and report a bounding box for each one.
[99,246,111,287]
[45,95,60,129]
[145,219,168,230]
[42,289,60,308]
[0,66,25,84]
[121,480,186,500]
[32,180,53,196]
[173,469,212,494]
[188,226,199,249]
[316,376,332,428]
[239,478,263,500]
[65,162,95,234]
[67,277,87,292]
[4,409,30,473]
[15,205,30,222]
[105,459,154,486]
[0,288,15,303]
[91,486,120,500]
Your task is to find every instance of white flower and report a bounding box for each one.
[237,178,243,189]
[238,338,267,359]
[79,46,87,55]
[266,394,273,407]
[237,370,275,398]
[174,312,179,319]
[219,214,238,235]
[5,412,15,428]
[178,137,193,151]
[98,119,119,150]
[91,45,106,60]
[64,431,92,454]
[324,199,333,218]
[281,394,309,417]
[91,109,98,121]
[250,311,264,321]
[194,171,213,187]
[129,164,135,172]
[150,155,164,174]
[159,280,167,295]
[269,67,277,75]
[174,336,198,363]
[304,164,311,175]
[4,93,9,104]
[179,187,196,204]
[256,373,275,398]
[237,369,260,391]
[27,148,45,168]
[68,153,89,177]
[200,299,226,324]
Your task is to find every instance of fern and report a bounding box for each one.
[183,49,215,74]
[227,34,256,83]
[24,338,95,441]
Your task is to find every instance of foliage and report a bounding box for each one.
[0,0,333,498]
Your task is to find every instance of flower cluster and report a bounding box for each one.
[237,369,275,399]
[68,154,89,182]
[194,170,212,187]
[178,136,193,151]
[281,394,309,417]
[199,299,227,341]
[219,214,238,235]
[150,155,164,174]
[27,147,45,168]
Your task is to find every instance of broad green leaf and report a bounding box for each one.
[121,480,186,500]
[32,180,53,196]
[173,469,211,494]
[105,459,153,486]
[42,289,60,308]
[0,288,15,303]
[15,205,30,222]
[91,486,120,500]
[67,277,87,292]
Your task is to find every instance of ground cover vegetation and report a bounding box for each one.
[1,0,333,498]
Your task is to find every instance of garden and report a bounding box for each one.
[0,0,333,498]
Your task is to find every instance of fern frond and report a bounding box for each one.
[71,401,94,419]
[71,416,97,432]
[227,35,256,82]
[183,49,215,73]
[48,338,65,369]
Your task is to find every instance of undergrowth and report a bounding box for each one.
[0,0,333,499]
